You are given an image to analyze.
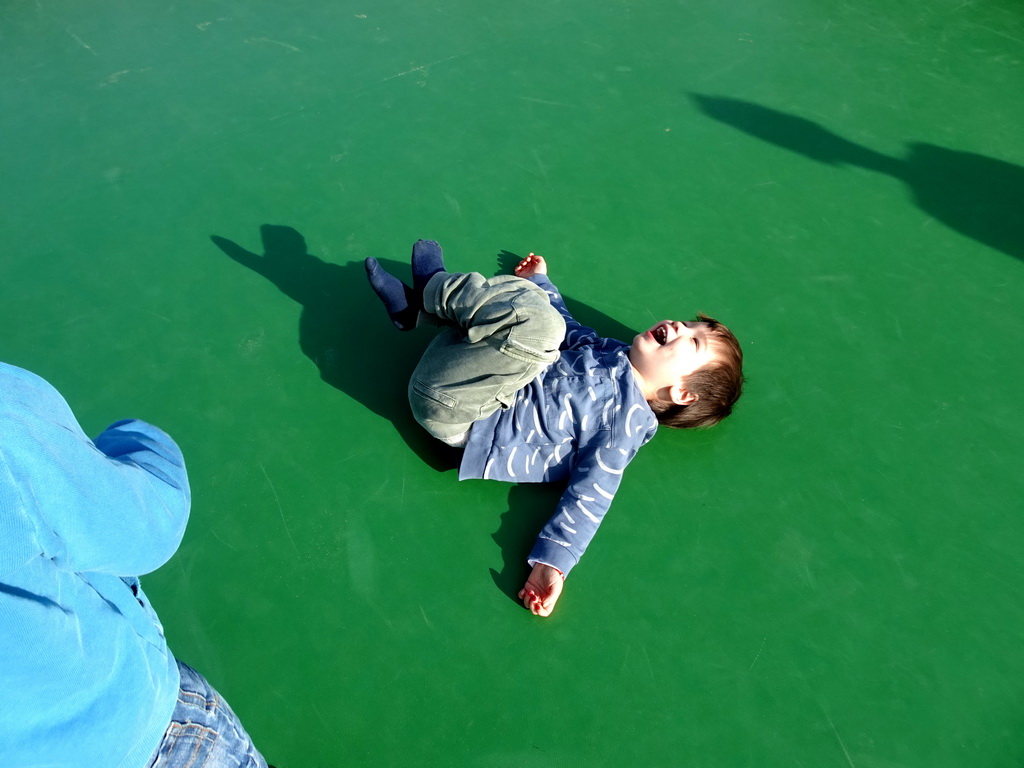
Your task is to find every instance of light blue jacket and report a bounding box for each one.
[0,362,190,768]
[460,276,659,576]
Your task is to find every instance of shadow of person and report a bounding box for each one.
[691,94,1024,262]
[210,225,460,472]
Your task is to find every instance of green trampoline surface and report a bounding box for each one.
[3,0,1024,765]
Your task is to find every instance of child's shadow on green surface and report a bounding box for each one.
[210,225,460,472]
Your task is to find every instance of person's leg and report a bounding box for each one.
[364,239,445,330]
[364,257,416,330]
[409,270,566,444]
[145,660,271,768]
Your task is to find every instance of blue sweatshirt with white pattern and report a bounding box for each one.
[459,275,659,576]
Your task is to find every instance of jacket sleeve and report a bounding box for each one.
[527,275,601,350]
[1,364,190,576]
[527,436,640,577]
[58,419,191,575]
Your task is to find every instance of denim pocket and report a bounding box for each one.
[148,720,217,768]
[410,379,457,410]
[147,662,267,768]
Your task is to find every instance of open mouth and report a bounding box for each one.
[653,325,668,345]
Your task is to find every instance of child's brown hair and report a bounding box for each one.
[650,314,744,429]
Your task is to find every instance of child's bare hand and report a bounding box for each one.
[514,253,548,278]
[518,563,563,617]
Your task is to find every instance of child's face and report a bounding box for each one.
[628,320,719,405]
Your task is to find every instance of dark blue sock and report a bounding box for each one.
[411,239,446,294]
[365,257,418,330]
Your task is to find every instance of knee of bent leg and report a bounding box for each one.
[408,378,478,442]
[509,292,566,355]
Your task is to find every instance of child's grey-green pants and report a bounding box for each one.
[409,271,567,445]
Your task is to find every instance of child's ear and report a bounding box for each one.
[670,383,699,407]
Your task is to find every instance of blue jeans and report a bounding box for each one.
[145,660,269,768]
